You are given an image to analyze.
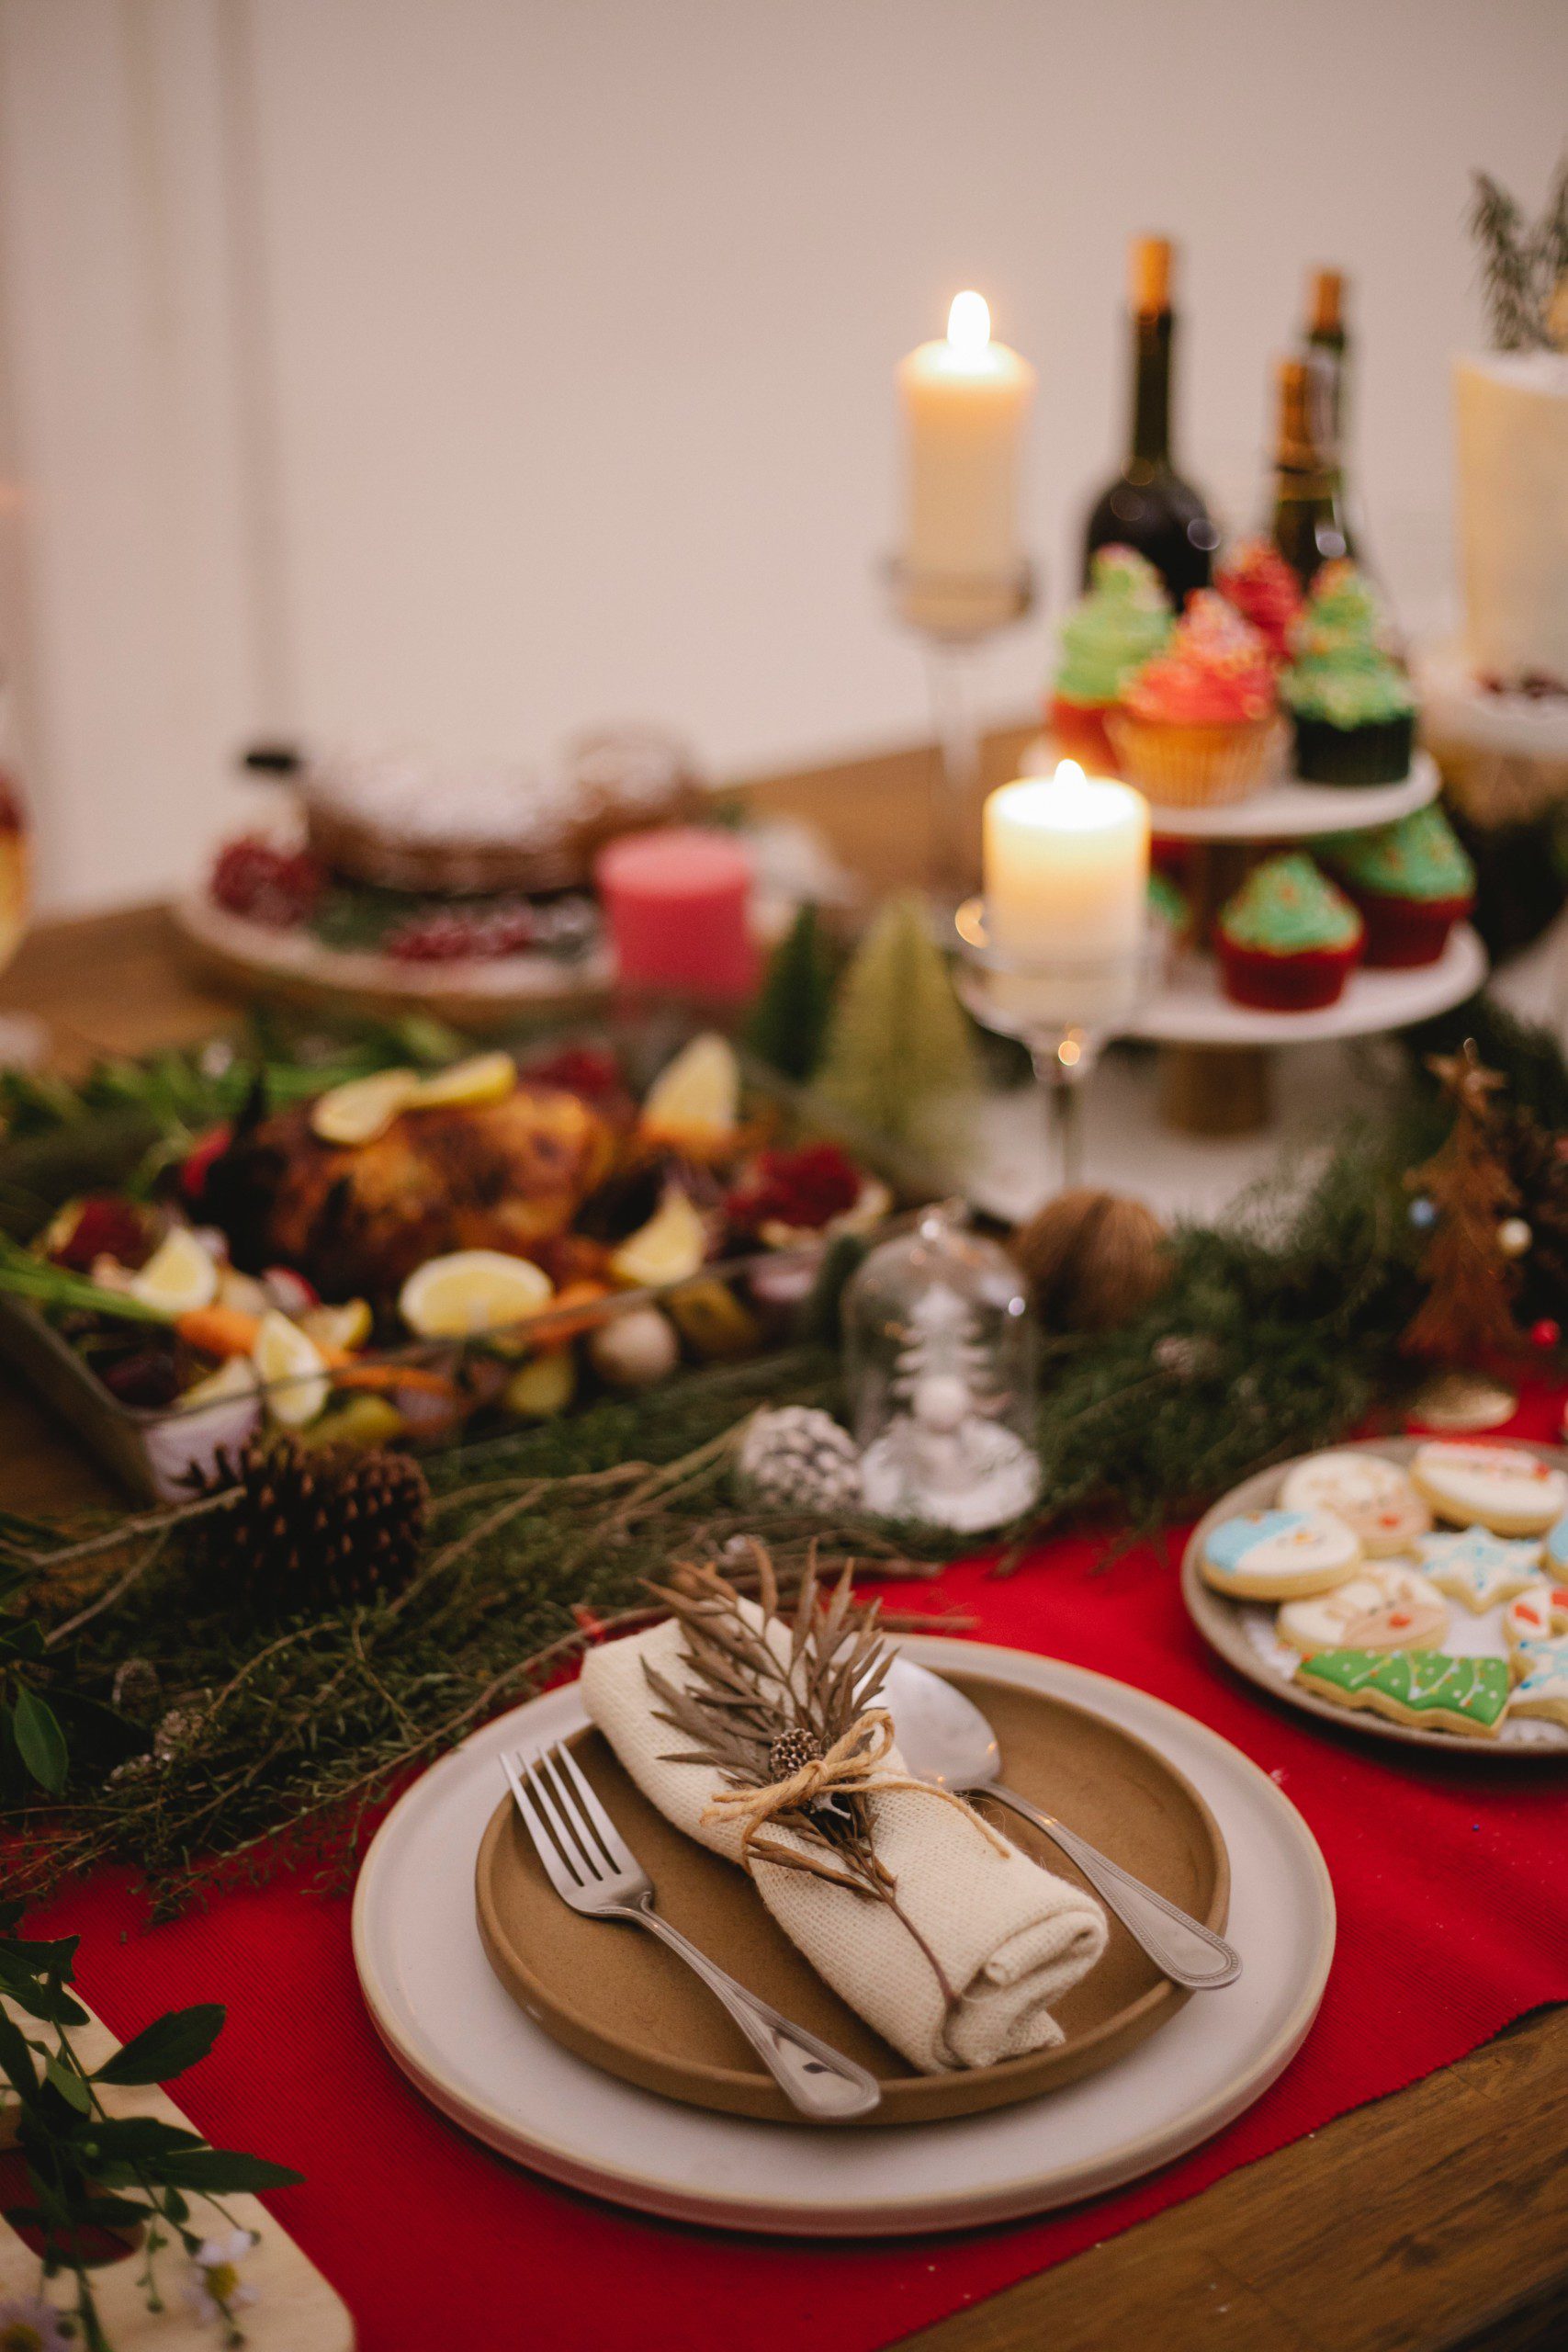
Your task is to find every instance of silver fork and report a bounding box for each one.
[501,1741,882,2120]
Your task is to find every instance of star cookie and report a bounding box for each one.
[1415,1528,1543,1615]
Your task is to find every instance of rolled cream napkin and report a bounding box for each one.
[579,1609,1108,2074]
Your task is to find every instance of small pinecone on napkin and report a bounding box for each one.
[215,1434,430,1614]
[737,1406,863,1513]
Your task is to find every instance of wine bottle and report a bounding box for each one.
[1269,354,1353,590]
[1304,267,1347,447]
[1081,236,1218,605]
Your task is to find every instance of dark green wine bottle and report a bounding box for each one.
[1082,237,1218,605]
[1269,354,1353,590]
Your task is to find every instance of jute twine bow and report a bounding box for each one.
[701,1707,1010,1871]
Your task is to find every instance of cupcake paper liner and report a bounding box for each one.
[1107,714,1286,808]
[1216,933,1362,1011]
[1291,712,1416,786]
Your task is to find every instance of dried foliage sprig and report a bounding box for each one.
[645,1549,1005,2008]
[1471,157,1568,352]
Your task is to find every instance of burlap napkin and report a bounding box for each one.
[579,1611,1108,2074]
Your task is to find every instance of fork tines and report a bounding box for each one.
[502,1740,645,1907]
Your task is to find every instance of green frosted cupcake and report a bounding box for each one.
[1049,546,1173,771]
[1215,851,1364,1009]
[1283,562,1416,784]
[1318,806,1475,967]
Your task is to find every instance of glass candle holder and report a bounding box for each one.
[953,896,1159,1192]
[843,1202,1040,1533]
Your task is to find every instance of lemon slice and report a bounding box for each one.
[609,1187,707,1288]
[408,1051,517,1111]
[639,1033,739,1150]
[399,1249,554,1340]
[310,1068,419,1147]
[181,1355,259,1410]
[252,1308,333,1427]
[129,1227,220,1316]
[300,1297,373,1353]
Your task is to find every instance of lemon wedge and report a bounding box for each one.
[300,1297,373,1354]
[310,1068,420,1147]
[399,1249,554,1340]
[129,1227,220,1316]
[252,1308,332,1428]
[609,1187,707,1289]
[503,1351,577,1419]
[408,1051,517,1111]
[639,1033,739,1151]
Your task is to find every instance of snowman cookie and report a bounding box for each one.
[1409,1442,1568,1536]
[1201,1509,1360,1601]
[1276,1561,1448,1656]
[1501,1584,1568,1727]
[1415,1528,1543,1615]
[1278,1450,1429,1556]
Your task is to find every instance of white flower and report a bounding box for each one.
[0,2298,74,2352]
[185,2228,259,2325]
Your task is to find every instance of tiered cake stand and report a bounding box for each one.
[1022,743,1485,1135]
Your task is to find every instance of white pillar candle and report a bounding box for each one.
[897,292,1034,631]
[981,762,1149,1025]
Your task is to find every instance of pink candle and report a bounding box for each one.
[595,826,758,1001]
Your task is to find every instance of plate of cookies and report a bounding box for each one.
[1182,1437,1568,1756]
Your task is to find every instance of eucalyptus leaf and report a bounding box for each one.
[155,2148,305,2193]
[10,1685,69,1793]
[95,2003,224,2086]
[43,2052,92,2113]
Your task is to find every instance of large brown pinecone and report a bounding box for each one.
[216,1434,430,1615]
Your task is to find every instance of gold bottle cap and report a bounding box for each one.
[1309,267,1344,336]
[1132,236,1172,316]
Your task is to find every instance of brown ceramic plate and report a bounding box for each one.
[1182,1436,1568,1758]
[474,1667,1230,2126]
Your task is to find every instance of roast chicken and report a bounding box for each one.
[204,1081,617,1301]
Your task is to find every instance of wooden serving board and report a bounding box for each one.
[475,1669,1229,2127]
[0,1996,353,2349]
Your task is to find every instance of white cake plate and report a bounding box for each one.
[352,1634,1334,2237]
[1129,923,1485,1047]
[1021,739,1440,842]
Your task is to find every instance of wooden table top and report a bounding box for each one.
[5,735,1565,2352]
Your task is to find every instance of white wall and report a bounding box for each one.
[3,0,1566,912]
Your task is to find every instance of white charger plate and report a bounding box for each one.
[352,1635,1334,2235]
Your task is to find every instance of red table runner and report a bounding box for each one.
[39,1389,1568,2352]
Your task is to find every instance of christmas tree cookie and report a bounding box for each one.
[1294,1648,1511,1738]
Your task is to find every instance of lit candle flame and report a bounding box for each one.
[1053,759,1086,789]
[946,289,991,357]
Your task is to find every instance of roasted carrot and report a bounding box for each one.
[175,1305,263,1359]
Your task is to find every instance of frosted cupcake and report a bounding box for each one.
[1109,592,1284,806]
[1318,806,1475,967]
[1215,538,1304,666]
[1283,562,1416,783]
[1047,546,1173,772]
[1215,852,1364,1010]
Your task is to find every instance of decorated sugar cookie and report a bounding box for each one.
[1409,1441,1568,1536]
[1509,1635,1568,1729]
[1278,1450,1429,1556]
[1415,1528,1543,1615]
[1276,1562,1448,1656]
[1294,1647,1511,1738]
[1544,1514,1568,1577]
[1501,1582,1568,1652]
[1201,1509,1359,1601]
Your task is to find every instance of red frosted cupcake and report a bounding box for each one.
[1109,592,1285,806]
[1215,852,1364,1010]
[1318,807,1476,968]
[1215,538,1304,666]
